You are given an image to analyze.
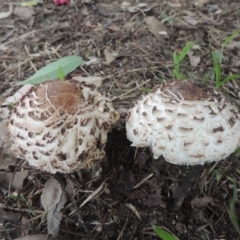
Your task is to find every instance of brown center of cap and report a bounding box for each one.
[154,80,219,101]
[35,80,82,114]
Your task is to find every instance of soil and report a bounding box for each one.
[0,0,240,239]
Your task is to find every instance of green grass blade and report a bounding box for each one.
[202,72,212,84]
[161,12,173,24]
[211,51,222,88]
[177,41,194,63]
[173,69,184,80]
[222,29,240,48]
[17,55,83,85]
[218,74,240,87]
[58,67,65,80]
[229,180,240,235]
[153,225,178,240]
[173,52,179,66]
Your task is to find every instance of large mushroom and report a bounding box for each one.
[7,80,119,173]
[126,80,240,165]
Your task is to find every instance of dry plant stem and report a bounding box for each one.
[111,79,151,101]
[67,177,88,233]
[79,178,108,208]
[133,173,154,189]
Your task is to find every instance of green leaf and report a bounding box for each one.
[17,55,83,85]
[229,180,240,235]
[177,41,194,63]
[153,225,178,240]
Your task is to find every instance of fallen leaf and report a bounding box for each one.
[144,16,167,39]
[103,47,116,64]
[72,75,106,87]
[13,7,35,19]
[187,50,201,67]
[84,56,101,66]
[41,178,62,212]
[125,3,157,13]
[0,4,13,19]
[196,0,209,7]
[182,16,199,25]
[47,190,67,237]
[0,170,29,192]
[191,197,214,208]
[107,24,120,32]
[15,235,48,240]
[143,195,167,208]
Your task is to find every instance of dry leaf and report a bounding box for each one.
[103,47,116,64]
[0,4,13,20]
[15,234,48,240]
[187,51,201,67]
[191,197,214,208]
[0,170,29,191]
[127,3,150,13]
[84,56,101,66]
[107,24,120,32]
[143,195,167,208]
[13,7,35,19]
[144,16,167,39]
[41,178,62,212]
[196,0,209,7]
[182,16,199,25]
[72,75,105,87]
[47,190,67,237]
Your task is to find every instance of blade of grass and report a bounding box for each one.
[177,41,194,63]
[229,180,240,235]
[58,67,65,80]
[222,29,240,48]
[218,74,240,87]
[153,225,178,240]
[202,72,212,84]
[173,52,179,70]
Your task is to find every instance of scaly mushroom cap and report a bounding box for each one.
[8,80,119,173]
[126,80,240,165]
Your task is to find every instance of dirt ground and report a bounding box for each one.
[0,0,240,239]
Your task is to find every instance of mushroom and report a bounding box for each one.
[126,80,240,165]
[7,80,119,173]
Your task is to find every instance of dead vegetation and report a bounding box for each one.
[0,0,240,239]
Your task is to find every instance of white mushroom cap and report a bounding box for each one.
[126,80,240,165]
[8,80,119,173]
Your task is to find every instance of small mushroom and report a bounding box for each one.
[126,80,240,165]
[7,80,119,173]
